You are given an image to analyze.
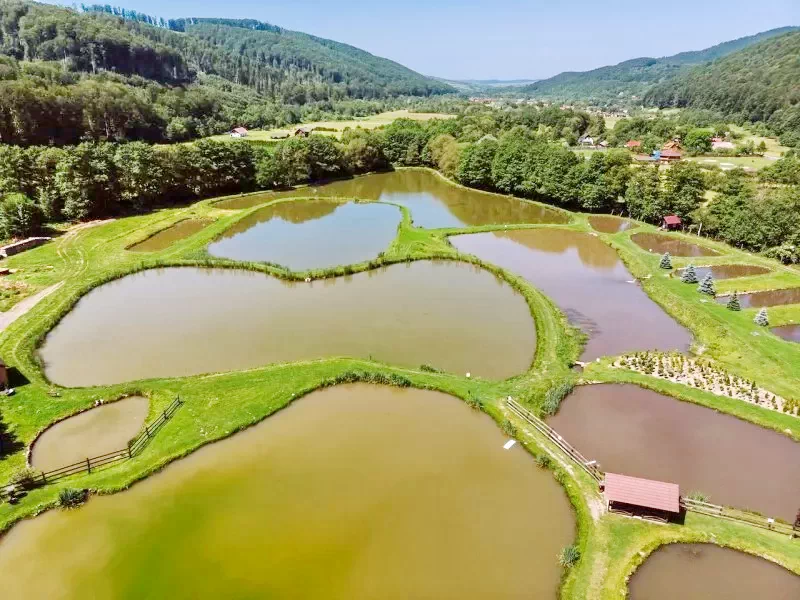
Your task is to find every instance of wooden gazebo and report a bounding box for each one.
[602,473,681,522]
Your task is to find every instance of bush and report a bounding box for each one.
[535,454,552,469]
[681,264,698,283]
[10,466,40,490]
[465,391,483,411]
[59,487,88,508]
[558,545,581,568]
[500,419,517,437]
[542,381,574,416]
[0,193,43,239]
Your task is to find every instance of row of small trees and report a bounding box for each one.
[660,255,769,325]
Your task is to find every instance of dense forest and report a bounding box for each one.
[1,104,797,263]
[520,27,796,104]
[644,31,800,146]
[0,2,452,145]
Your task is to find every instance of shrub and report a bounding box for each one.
[681,264,698,283]
[465,391,483,411]
[500,419,517,437]
[535,454,552,469]
[59,487,88,508]
[659,252,672,269]
[419,364,441,373]
[9,467,40,490]
[542,381,574,416]
[726,292,741,311]
[558,545,581,568]
[697,273,716,296]
[754,308,769,326]
[0,193,43,239]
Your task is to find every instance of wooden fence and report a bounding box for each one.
[506,398,798,538]
[2,397,182,496]
[506,398,602,482]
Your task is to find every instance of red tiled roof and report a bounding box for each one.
[232,127,248,134]
[663,215,681,225]
[604,473,680,513]
[660,149,682,158]
[625,140,642,148]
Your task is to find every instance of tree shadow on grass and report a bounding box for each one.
[0,416,23,458]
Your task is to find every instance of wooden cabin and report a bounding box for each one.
[230,127,249,138]
[661,215,682,230]
[602,472,681,522]
[658,148,682,163]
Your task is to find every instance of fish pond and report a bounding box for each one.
[629,544,800,600]
[128,219,213,252]
[677,264,770,280]
[450,229,691,360]
[717,287,800,308]
[39,261,536,387]
[773,324,800,342]
[0,384,575,599]
[208,200,401,270]
[631,232,721,257]
[216,170,569,228]
[588,215,632,233]
[548,384,800,519]
[30,395,149,472]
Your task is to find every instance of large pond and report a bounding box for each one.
[631,232,720,257]
[588,215,632,233]
[128,219,213,252]
[208,200,401,270]
[39,262,535,387]
[548,384,800,519]
[629,544,800,599]
[30,395,149,472]
[216,170,570,228]
[0,384,574,599]
[450,229,691,360]
[718,287,800,308]
[773,324,800,342]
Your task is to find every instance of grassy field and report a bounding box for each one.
[204,110,455,143]
[0,169,798,597]
[685,154,777,171]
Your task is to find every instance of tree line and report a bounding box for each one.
[1,110,797,262]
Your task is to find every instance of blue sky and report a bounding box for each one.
[54,1,798,80]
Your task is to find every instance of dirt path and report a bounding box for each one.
[0,282,64,333]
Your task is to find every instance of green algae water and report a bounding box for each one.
[0,384,574,599]
[40,261,535,386]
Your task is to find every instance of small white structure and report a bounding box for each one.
[230,127,249,138]
[712,140,735,150]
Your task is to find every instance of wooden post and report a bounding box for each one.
[41,471,46,485]
[128,442,133,459]
[86,457,91,474]
[145,424,151,438]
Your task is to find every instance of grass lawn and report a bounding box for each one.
[203,110,455,143]
[685,154,776,171]
[0,169,798,598]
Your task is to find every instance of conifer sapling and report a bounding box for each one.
[681,264,698,283]
[697,273,716,296]
[754,308,769,326]
[726,291,741,311]
[659,252,673,270]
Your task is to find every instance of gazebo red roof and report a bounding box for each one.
[625,140,642,148]
[604,472,680,513]
[663,215,682,226]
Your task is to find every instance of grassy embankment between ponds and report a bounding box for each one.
[0,170,798,598]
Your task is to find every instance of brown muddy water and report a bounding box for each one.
[548,384,800,520]
[631,232,721,257]
[629,544,800,600]
[718,287,800,308]
[208,200,401,270]
[216,170,569,228]
[39,261,535,387]
[450,229,691,360]
[30,396,149,472]
[773,324,800,342]
[128,219,213,252]
[0,384,574,599]
[677,264,770,280]
[588,215,632,233]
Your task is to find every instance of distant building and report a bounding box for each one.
[658,148,682,163]
[661,215,682,230]
[578,135,595,147]
[663,139,682,151]
[624,140,642,149]
[712,140,735,150]
[230,127,249,138]
[294,127,313,137]
[597,140,609,148]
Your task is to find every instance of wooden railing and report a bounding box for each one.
[681,497,799,537]
[506,398,603,482]
[2,397,183,497]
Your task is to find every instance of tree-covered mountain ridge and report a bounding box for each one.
[522,26,798,102]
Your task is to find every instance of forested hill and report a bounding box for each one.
[521,26,797,103]
[644,31,800,143]
[0,2,452,145]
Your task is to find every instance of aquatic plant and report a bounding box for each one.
[686,490,710,503]
[659,252,673,270]
[465,391,483,411]
[558,545,581,568]
[681,264,698,283]
[726,292,741,311]
[58,487,88,508]
[697,273,716,296]
[754,308,769,327]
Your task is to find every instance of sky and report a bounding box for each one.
[54,0,799,80]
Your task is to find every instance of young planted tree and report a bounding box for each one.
[659,252,673,269]
[681,264,698,283]
[726,291,741,311]
[754,308,769,326]
[697,273,716,296]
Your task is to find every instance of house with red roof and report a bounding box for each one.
[602,472,681,522]
[624,140,642,149]
[230,127,249,138]
[661,215,682,230]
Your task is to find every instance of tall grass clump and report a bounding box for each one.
[58,488,88,508]
[542,381,575,416]
[558,545,581,568]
